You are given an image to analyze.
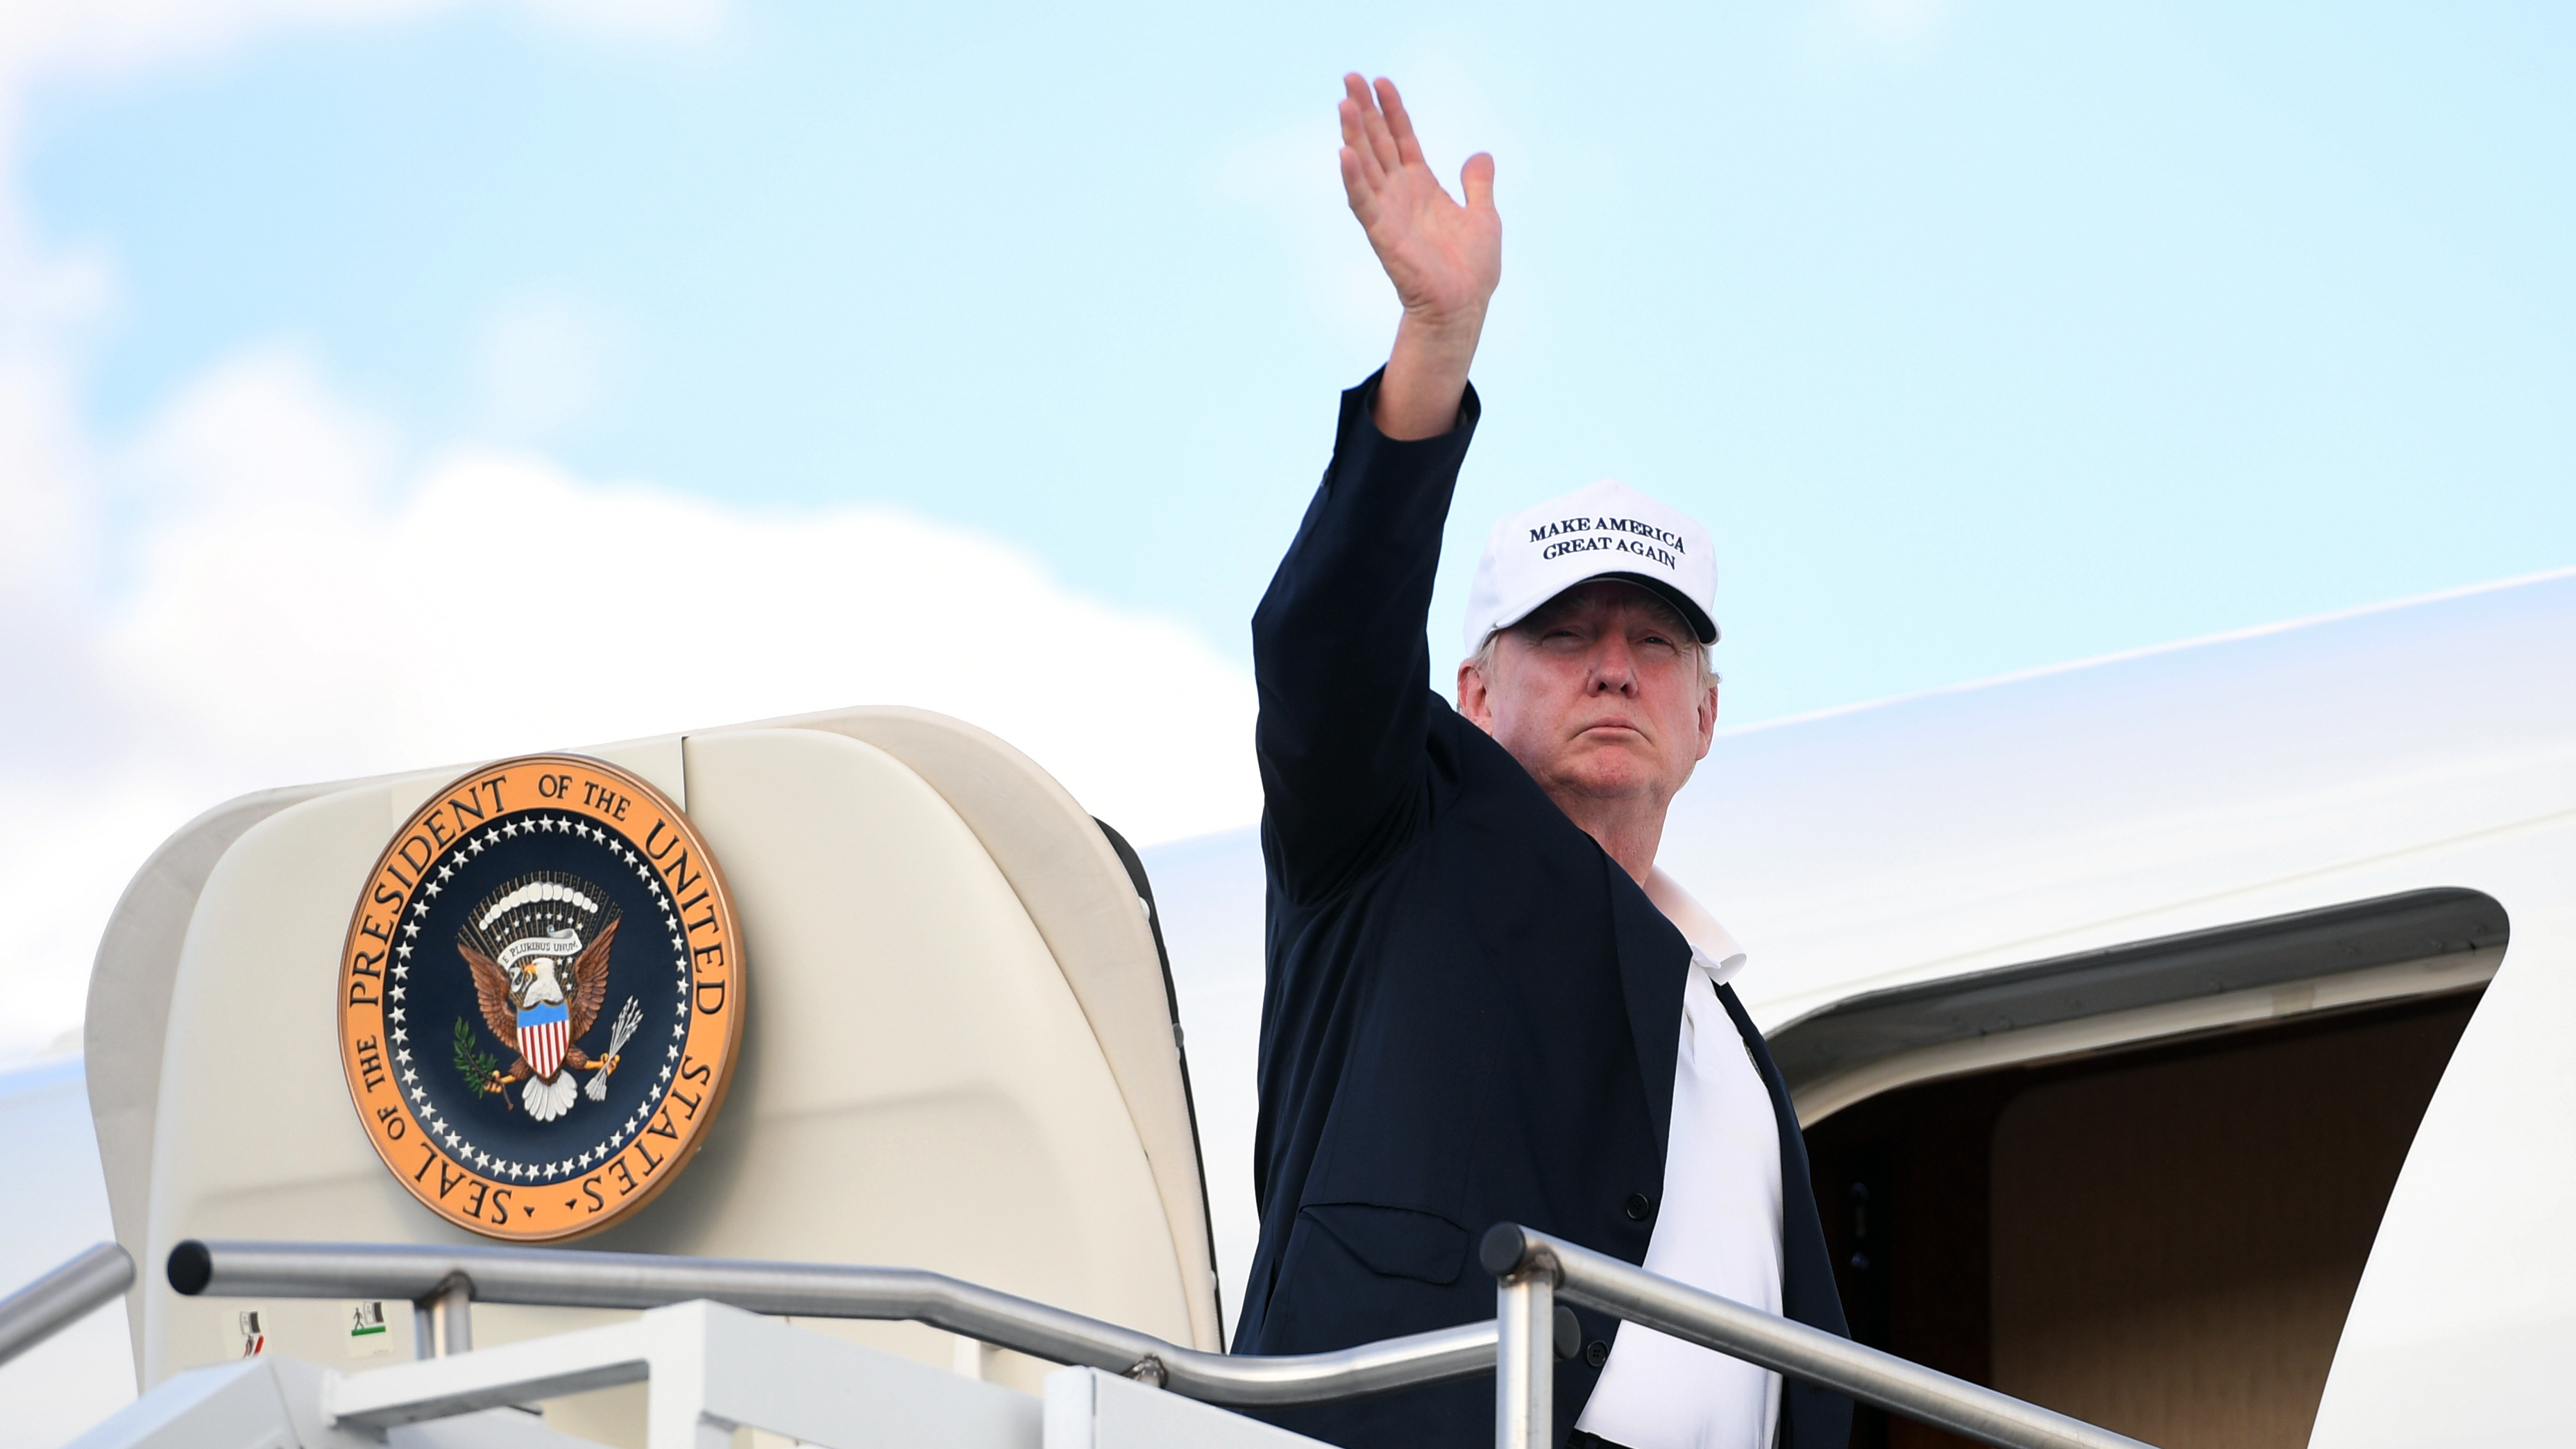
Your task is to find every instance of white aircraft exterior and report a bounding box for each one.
[2,564,2569,1448]
[1138,564,2575,1449]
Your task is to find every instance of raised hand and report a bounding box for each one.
[1341,74,1499,330]
[1339,74,1498,439]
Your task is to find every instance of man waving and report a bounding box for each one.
[1237,75,1853,1449]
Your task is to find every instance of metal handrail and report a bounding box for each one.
[172,1230,2168,1445]
[0,1242,135,1368]
[168,1239,1492,1408]
[1480,1224,2156,1449]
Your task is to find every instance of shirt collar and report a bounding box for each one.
[1642,866,1747,985]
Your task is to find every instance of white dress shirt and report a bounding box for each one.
[1575,871,1785,1449]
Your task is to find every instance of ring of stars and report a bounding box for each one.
[387,811,700,1187]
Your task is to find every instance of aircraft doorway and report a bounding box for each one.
[1804,990,2480,1449]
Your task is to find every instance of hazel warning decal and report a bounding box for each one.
[338,754,745,1241]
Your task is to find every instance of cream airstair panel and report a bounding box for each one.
[86,781,346,1370]
[141,781,421,1387]
[736,705,1221,1353]
[104,710,1217,1445]
[88,734,689,1371]
[639,727,1196,1359]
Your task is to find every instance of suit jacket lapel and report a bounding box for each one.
[1714,980,1852,1341]
[1607,862,1690,1163]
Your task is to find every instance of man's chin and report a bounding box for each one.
[1545,752,1663,801]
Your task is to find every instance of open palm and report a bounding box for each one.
[1339,74,1500,325]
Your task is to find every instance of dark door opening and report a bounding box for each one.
[1805,990,2480,1449]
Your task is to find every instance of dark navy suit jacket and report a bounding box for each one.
[1235,375,1852,1449]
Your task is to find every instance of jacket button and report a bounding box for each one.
[1623,1192,1652,1221]
[1584,1340,1610,1368]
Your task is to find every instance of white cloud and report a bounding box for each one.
[124,345,394,517]
[99,347,1261,831]
[0,344,1260,1058]
[0,0,717,92]
[0,1,1255,1062]
[0,350,95,592]
[0,1,445,104]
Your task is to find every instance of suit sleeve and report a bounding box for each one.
[1252,371,1482,901]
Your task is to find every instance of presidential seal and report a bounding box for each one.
[338,754,745,1240]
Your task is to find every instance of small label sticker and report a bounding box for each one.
[347,1300,392,1358]
[235,1310,266,1358]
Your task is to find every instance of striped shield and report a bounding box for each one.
[518,1001,570,1078]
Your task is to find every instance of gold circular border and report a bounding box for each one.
[336,753,746,1242]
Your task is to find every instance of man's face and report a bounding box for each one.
[1457,582,1718,812]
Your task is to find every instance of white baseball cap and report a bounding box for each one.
[1462,477,1718,657]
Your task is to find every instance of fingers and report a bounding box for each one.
[1340,71,1402,179]
[1377,78,1427,170]
[1343,72,1472,225]
[1338,98,1385,192]
[1461,151,1495,213]
[1339,146,1378,224]
[1360,101,1401,180]
[1340,74,1382,181]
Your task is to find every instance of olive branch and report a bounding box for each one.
[452,1018,501,1098]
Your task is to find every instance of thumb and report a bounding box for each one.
[1461,152,1496,213]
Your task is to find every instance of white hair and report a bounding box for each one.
[1465,589,1718,690]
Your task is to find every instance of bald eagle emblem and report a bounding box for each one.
[455,872,643,1122]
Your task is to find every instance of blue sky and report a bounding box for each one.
[0,0,2567,1053]
[28,0,2570,714]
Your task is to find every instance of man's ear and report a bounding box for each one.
[1694,681,1718,760]
[1457,658,1495,734]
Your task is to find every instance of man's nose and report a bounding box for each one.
[1587,638,1638,695]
